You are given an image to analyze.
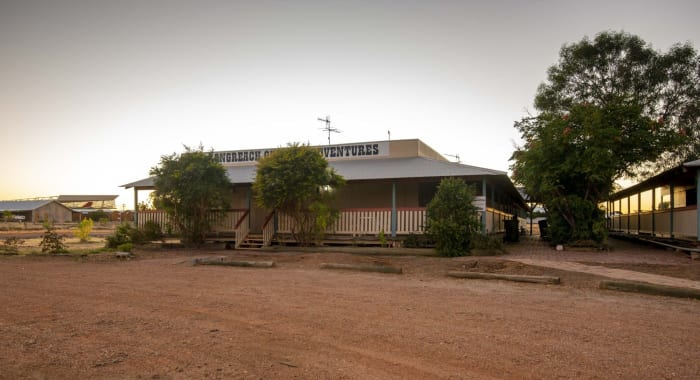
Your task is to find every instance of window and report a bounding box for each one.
[629,194,639,214]
[673,186,688,208]
[639,190,652,212]
[656,186,670,210]
[620,197,629,215]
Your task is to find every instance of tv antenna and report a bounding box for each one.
[444,153,461,163]
[318,115,341,145]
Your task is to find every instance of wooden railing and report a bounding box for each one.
[278,208,426,235]
[333,209,391,234]
[395,208,426,234]
[209,210,247,232]
[136,209,247,234]
[261,212,275,247]
[137,211,172,230]
[234,210,250,249]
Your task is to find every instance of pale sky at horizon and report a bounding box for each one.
[2,0,699,209]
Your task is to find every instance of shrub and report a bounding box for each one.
[470,234,505,253]
[402,233,433,248]
[105,223,146,249]
[425,178,481,257]
[88,210,110,222]
[117,242,134,252]
[1,237,25,255]
[378,229,388,247]
[142,220,164,242]
[73,218,94,242]
[40,221,68,254]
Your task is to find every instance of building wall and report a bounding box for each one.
[33,203,72,223]
[230,186,250,209]
[384,139,446,161]
[333,182,420,209]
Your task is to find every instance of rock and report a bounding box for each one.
[115,251,132,259]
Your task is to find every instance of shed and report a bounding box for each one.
[0,200,73,223]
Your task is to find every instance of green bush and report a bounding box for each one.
[470,233,504,253]
[142,220,165,242]
[88,210,110,222]
[117,242,134,252]
[426,178,481,257]
[40,221,68,254]
[105,223,146,248]
[402,233,433,248]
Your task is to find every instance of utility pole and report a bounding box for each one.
[318,115,341,145]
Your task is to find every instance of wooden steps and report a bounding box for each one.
[237,233,265,250]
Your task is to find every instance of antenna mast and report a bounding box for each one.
[317,115,341,145]
[444,153,461,163]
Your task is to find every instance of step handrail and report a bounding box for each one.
[234,211,250,249]
[261,211,275,247]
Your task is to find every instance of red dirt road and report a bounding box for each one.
[1,249,700,379]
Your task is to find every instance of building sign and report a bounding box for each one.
[212,141,390,165]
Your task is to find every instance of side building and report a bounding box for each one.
[604,159,699,244]
[123,139,528,246]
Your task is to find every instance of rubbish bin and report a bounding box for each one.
[504,219,520,242]
[538,219,549,241]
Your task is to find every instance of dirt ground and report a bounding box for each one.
[1,236,700,379]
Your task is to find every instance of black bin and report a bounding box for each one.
[503,219,520,242]
[538,219,549,241]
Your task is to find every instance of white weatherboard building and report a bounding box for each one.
[124,139,527,248]
[605,159,700,244]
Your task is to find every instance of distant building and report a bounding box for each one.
[0,200,73,223]
[0,195,119,222]
[123,139,527,247]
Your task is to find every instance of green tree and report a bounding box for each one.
[534,31,699,174]
[512,31,699,244]
[253,143,345,246]
[150,145,232,246]
[426,178,481,257]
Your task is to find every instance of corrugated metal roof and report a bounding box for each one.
[331,157,506,181]
[0,200,54,212]
[57,195,118,202]
[122,157,506,188]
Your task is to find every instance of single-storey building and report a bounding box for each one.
[605,159,699,244]
[123,139,527,247]
[0,200,73,223]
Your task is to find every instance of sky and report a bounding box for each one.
[1,0,699,210]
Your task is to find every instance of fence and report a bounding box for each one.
[136,210,248,234]
[277,208,426,236]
